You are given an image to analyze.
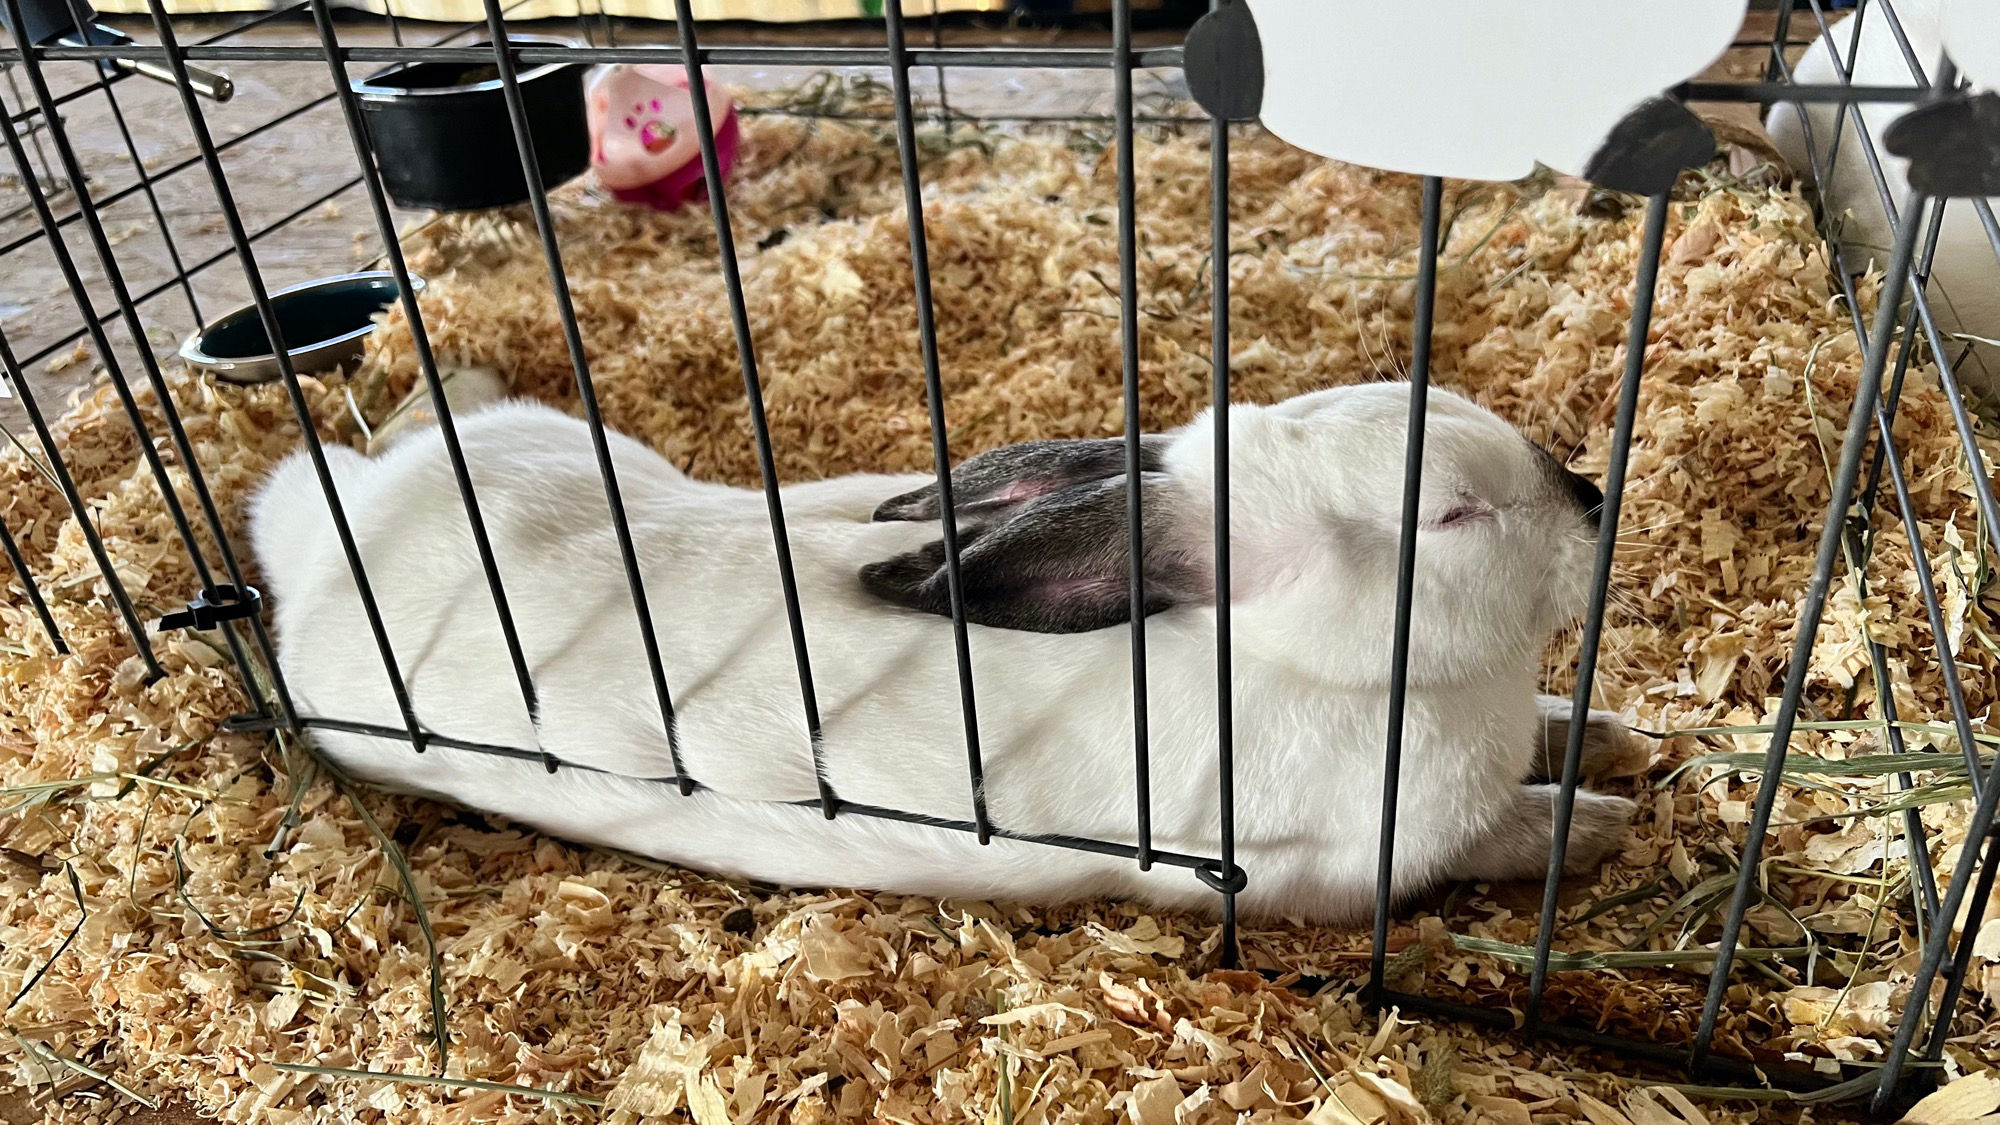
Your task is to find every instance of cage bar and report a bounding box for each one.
[1688,141,1930,1080]
[0,23,286,716]
[472,0,688,779]
[4,1,310,120]
[1,64,68,209]
[13,173,362,373]
[1869,416,1961,922]
[0,0,1993,1106]
[1709,10,2000,1099]
[1919,838,2000,1066]
[1874,669,2000,1108]
[1808,0,1873,199]
[882,0,990,842]
[3,43,1192,68]
[0,3,514,297]
[670,0,833,816]
[1206,21,1239,965]
[1819,205,1952,932]
[1813,180,1955,929]
[1764,0,1795,84]
[1112,0,1155,872]
[0,514,63,652]
[1368,175,1444,1002]
[1857,202,1947,516]
[0,330,157,673]
[1775,15,2000,791]
[1523,190,1669,1030]
[56,0,202,324]
[307,0,554,778]
[0,94,338,263]
[1791,132,1952,926]
[257,711,1236,874]
[141,0,431,745]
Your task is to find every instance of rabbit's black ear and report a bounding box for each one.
[872,436,1172,524]
[860,474,1209,634]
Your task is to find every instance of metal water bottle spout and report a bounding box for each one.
[3,0,233,102]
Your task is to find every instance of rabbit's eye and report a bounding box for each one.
[1431,497,1495,531]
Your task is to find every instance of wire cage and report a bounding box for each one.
[1,0,1997,1116]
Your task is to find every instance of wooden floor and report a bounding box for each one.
[0,11,1191,434]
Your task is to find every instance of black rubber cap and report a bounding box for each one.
[1183,3,1263,122]
[1581,96,1716,196]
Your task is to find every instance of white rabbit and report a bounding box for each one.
[248,383,1634,923]
[1766,0,2000,398]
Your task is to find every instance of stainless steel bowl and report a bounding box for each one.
[179,271,423,385]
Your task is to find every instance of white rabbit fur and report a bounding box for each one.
[1766,0,2000,398]
[249,383,1634,922]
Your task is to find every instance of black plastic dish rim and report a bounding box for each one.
[348,33,579,100]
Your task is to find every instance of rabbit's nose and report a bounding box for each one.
[1565,469,1605,518]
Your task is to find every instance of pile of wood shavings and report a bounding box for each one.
[3,94,1999,1124]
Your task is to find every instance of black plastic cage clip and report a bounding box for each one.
[157,584,263,633]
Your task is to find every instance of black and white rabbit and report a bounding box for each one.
[249,382,1634,921]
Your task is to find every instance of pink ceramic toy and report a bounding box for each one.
[586,65,739,211]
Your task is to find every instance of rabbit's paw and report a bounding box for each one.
[1528,694,1633,782]
[1448,786,1635,883]
[1559,790,1637,873]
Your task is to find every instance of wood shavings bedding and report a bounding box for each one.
[3,92,1998,1124]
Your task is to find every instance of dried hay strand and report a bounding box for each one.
[3,83,1999,1124]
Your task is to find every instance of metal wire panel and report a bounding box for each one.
[0,0,1993,1111]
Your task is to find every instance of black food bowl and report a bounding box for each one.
[354,37,588,212]
[179,271,422,385]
